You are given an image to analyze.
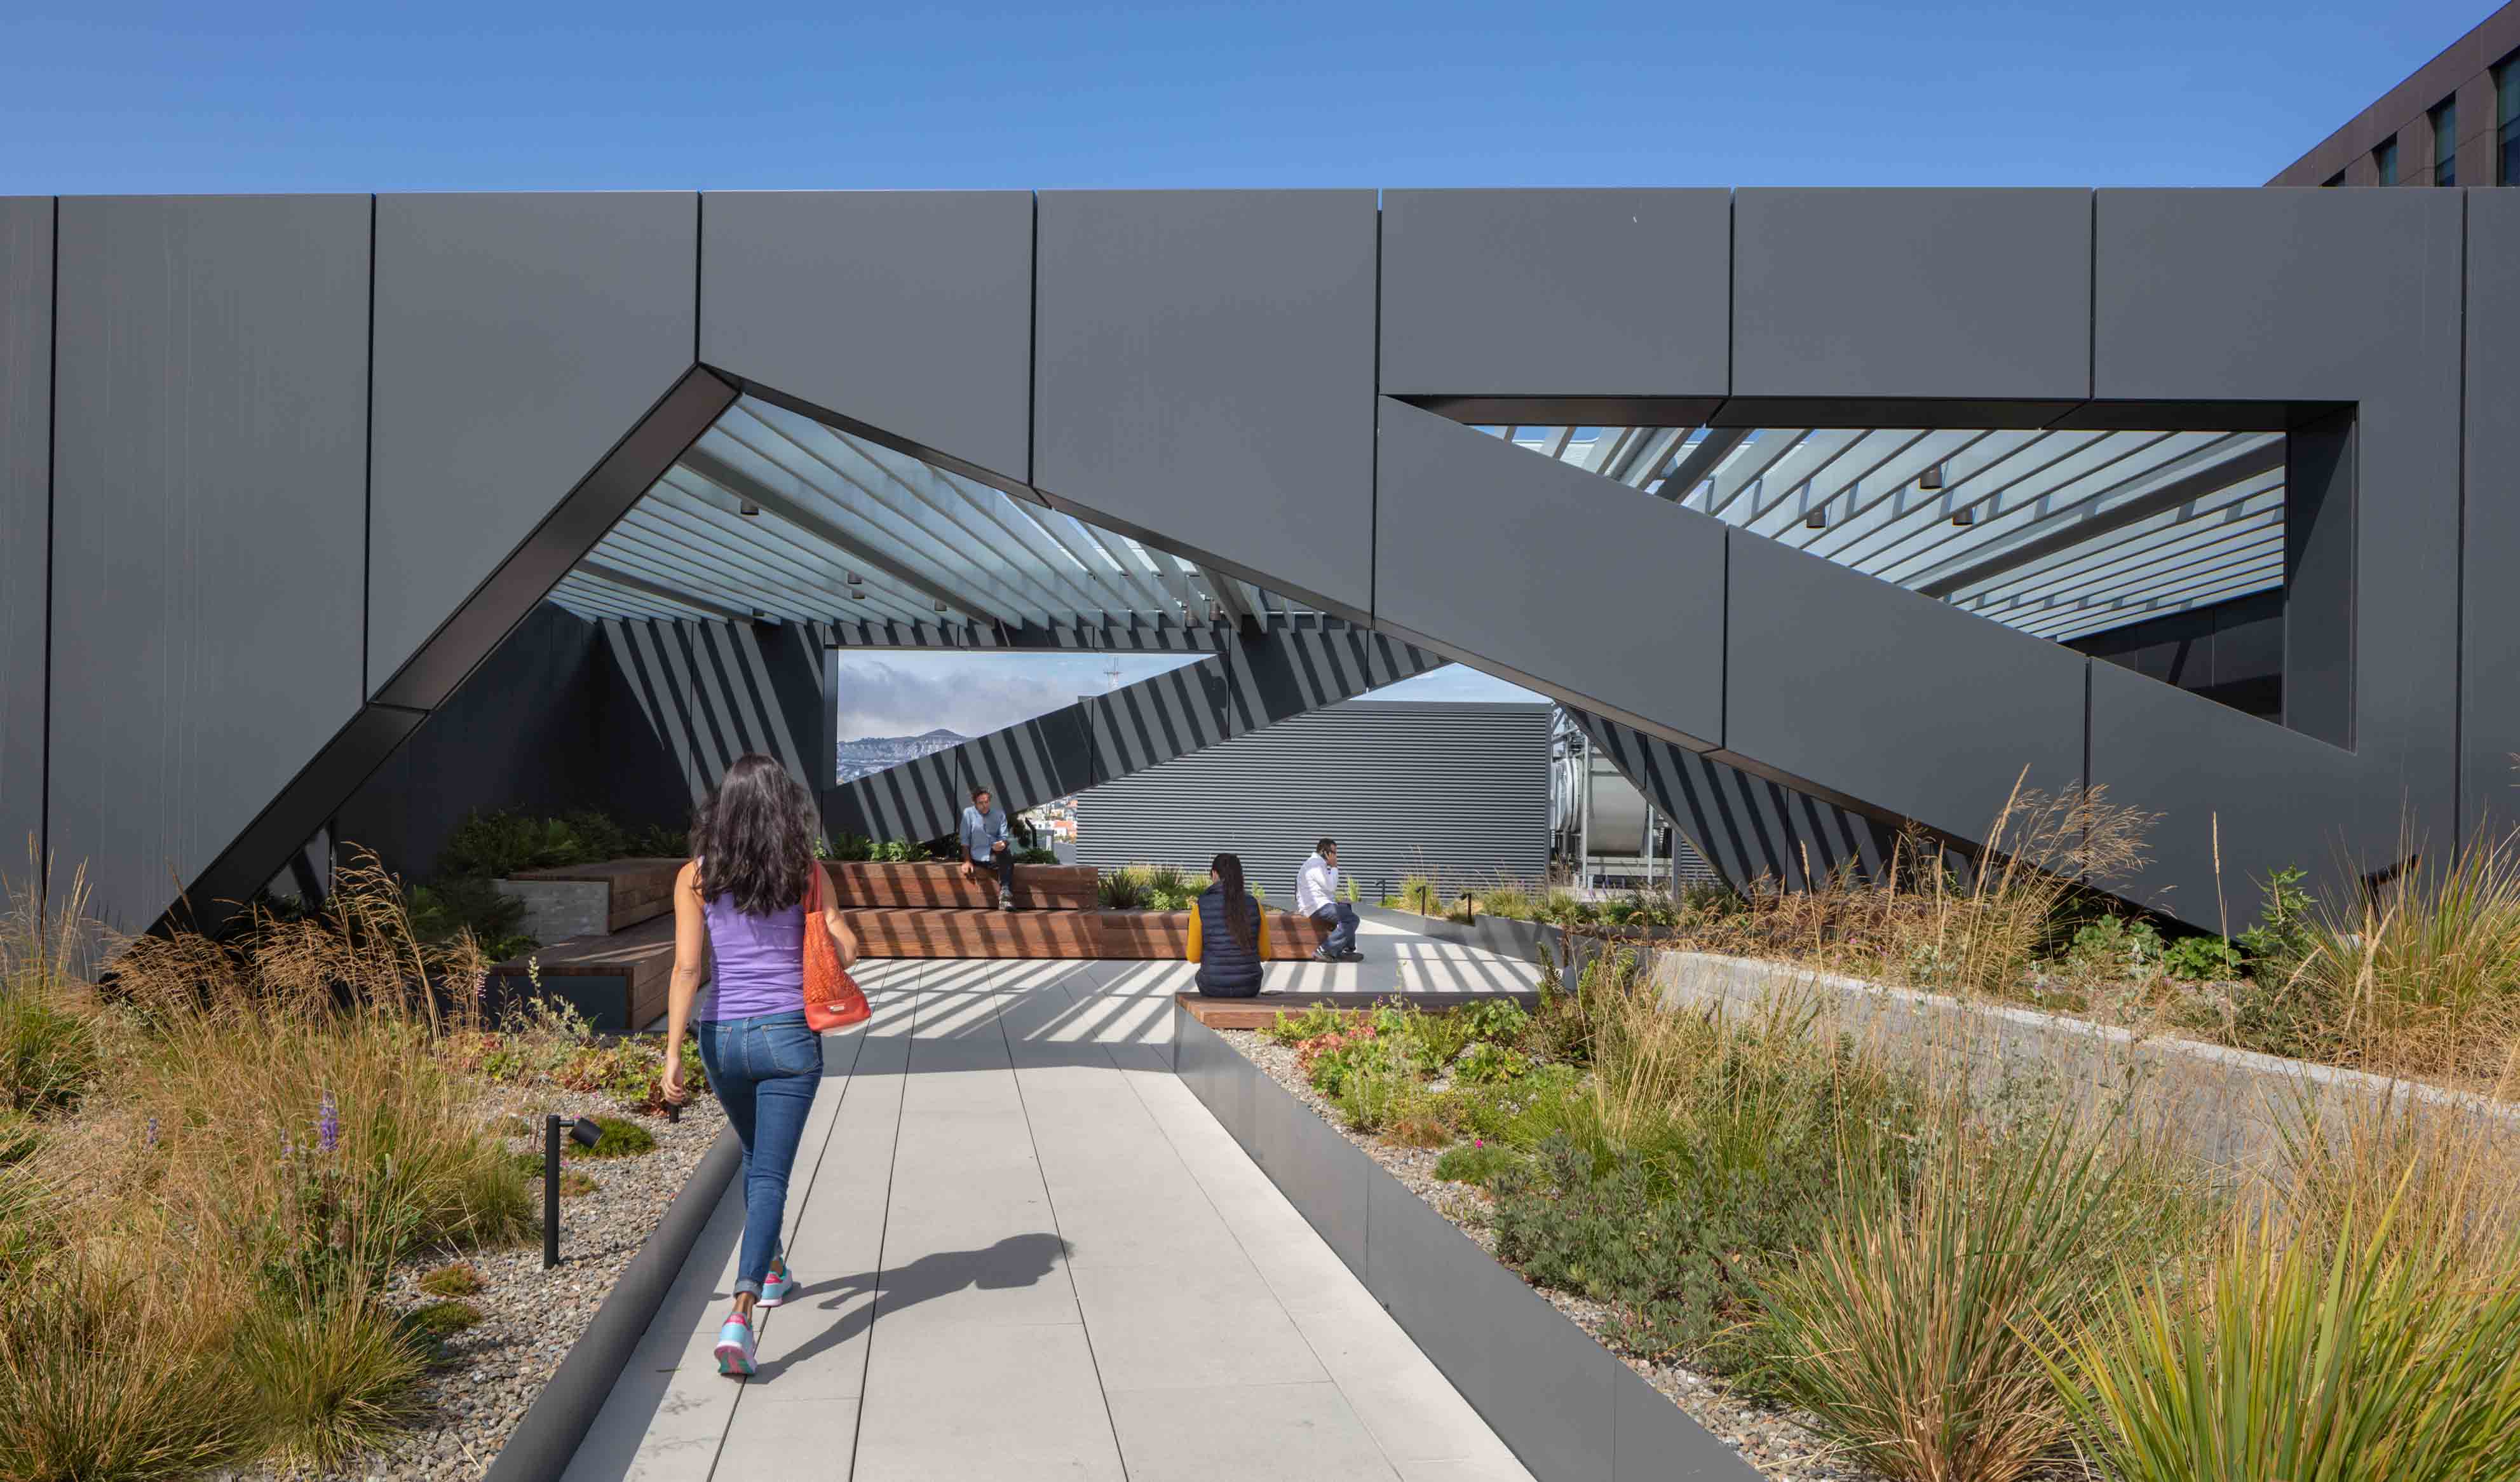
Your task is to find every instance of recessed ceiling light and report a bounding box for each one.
[1919,464,1946,491]
[1805,507,1827,530]
[739,500,761,517]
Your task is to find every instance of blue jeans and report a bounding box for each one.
[1311,902,1360,955]
[694,1010,823,1298]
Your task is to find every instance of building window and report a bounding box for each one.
[2432,99,2457,185]
[2374,135,2399,185]
[2502,55,2519,186]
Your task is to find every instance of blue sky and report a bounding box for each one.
[2,2,2493,194]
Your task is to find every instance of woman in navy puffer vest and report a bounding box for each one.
[1187,853,1270,997]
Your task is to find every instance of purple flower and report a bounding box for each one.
[316,1091,341,1155]
[144,1117,159,1148]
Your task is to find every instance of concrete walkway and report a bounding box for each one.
[564,917,1540,1482]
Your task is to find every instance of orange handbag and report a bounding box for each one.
[802,864,871,1031]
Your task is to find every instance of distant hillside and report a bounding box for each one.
[836,727,970,781]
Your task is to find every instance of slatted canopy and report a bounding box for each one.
[1501,423,2287,642]
[550,395,1282,633]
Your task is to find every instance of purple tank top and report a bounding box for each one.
[699,878,805,1023]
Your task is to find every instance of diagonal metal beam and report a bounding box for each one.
[1196,562,1260,629]
[679,447,1011,627]
[1654,425,1747,502]
[1914,438,2287,599]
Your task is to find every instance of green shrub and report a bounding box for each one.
[234,1275,430,1471]
[1437,1061,1586,1141]
[407,1299,483,1338]
[1014,846,1061,865]
[438,810,595,880]
[1100,863,1196,911]
[554,1037,698,1115]
[1336,1067,1429,1134]
[2164,932,2244,982]
[576,1116,656,1159]
[2052,1208,2520,1482]
[818,832,874,861]
[1261,1005,1343,1047]
[2065,914,2164,979]
[406,874,535,960]
[1399,875,1440,916]
[416,1263,483,1298]
[1743,1106,2205,1479]
[0,988,102,1116]
[1432,1139,1524,1186]
[1458,998,1529,1045]
[1453,1041,1530,1085]
[1298,1026,1398,1100]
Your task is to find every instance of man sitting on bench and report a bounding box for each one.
[960,785,1015,910]
[1296,838,1362,962]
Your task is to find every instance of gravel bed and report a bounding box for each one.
[243,1085,729,1482]
[1223,1028,1885,1482]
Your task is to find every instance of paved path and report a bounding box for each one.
[564,918,1540,1482]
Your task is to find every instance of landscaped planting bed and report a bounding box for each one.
[1217,941,2520,1482]
[0,855,726,1482]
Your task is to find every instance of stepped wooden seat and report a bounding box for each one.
[839,908,1103,959]
[828,861,1097,911]
[1097,910,1333,961]
[507,857,686,933]
[486,914,677,1033]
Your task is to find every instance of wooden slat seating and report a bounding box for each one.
[1097,909,1333,962]
[487,915,677,1033]
[827,861,1098,911]
[838,908,1104,960]
[508,857,686,933]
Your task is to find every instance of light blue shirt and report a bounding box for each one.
[960,803,1009,862]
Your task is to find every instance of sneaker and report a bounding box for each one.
[1339,949,1364,962]
[714,1310,757,1377]
[1311,946,1338,963]
[759,1258,799,1308]
[999,887,1015,911]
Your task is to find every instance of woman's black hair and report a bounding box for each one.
[694,754,818,916]
[1212,853,1257,951]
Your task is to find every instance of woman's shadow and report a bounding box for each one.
[749,1232,1069,1382]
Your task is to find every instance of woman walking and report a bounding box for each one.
[661,753,861,1377]
[1186,853,1270,998]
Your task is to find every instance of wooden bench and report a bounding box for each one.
[827,860,1097,911]
[1098,910,1333,961]
[837,907,1104,959]
[503,857,686,937]
[487,915,677,1033]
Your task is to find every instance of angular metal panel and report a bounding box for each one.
[1733,189,2092,402]
[1364,1172,1621,1482]
[1033,190,1378,618]
[2094,187,2463,873]
[1379,188,1730,398]
[1375,399,1724,748]
[369,193,699,695]
[48,195,370,929]
[0,197,50,874]
[700,191,1033,484]
[1249,1070,1370,1271]
[2087,660,2370,925]
[2465,188,2520,840]
[1721,529,2087,848]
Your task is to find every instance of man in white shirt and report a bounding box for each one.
[1295,838,1362,962]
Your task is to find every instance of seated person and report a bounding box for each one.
[959,785,1015,910]
[1296,838,1362,962]
[1187,852,1270,998]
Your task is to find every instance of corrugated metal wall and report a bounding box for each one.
[1074,700,1552,899]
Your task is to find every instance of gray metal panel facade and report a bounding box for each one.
[1722,529,2089,846]
[1733,189,2092,402]
[1379,188,1730,398]
[2093,187,2463,901]
[0,198,49,871]
[1073,702,1552,899]
[700,191,1033,484]
[1032,190,1378,618]
[2465,189,2520,840]
[48,195,371,928]
[368,193,699,696]
[1375,399,1725,748]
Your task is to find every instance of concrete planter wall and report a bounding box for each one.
[1649,951,2520,1176]
[1173,1003,1759,1482]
